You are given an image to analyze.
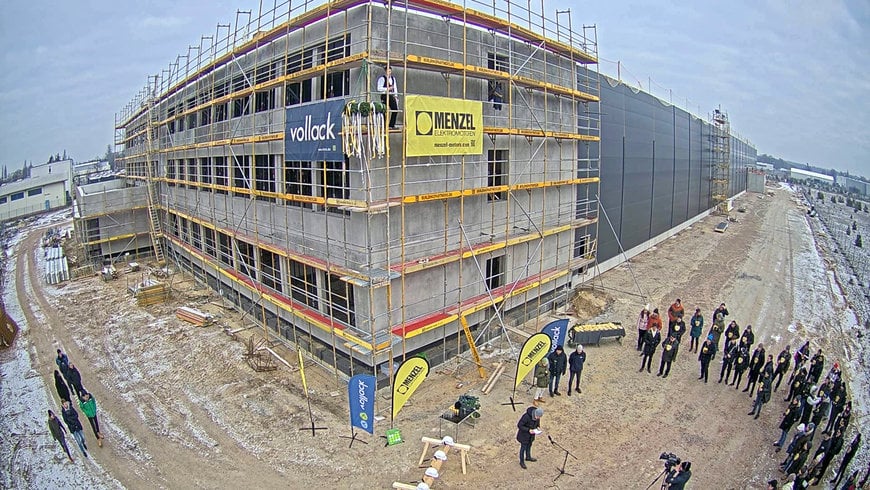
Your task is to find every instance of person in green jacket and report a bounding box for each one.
[533,358,549,406]
[79,392,104,447]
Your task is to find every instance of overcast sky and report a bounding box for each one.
[1,0,867,176]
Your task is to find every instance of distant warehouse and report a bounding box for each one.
[0,173,69,222]
[790,167,833,185]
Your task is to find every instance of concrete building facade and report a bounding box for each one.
[111,0,601,380]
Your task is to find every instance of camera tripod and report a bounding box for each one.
[644,466,671,490]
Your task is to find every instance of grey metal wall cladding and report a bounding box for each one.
[593,75,754,264]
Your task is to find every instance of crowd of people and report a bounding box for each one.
[48,348,104,462]
[635,300,867,489]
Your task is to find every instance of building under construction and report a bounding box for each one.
[85,0,754,382]
[96,0,601,381]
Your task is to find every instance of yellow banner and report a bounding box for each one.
[392,356,430,419]
[405,95,483,157]
[514,333,552,389]
[298,349,308,395]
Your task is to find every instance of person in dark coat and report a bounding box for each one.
[639,326,661,373]
[688,308,703,353]
[708,315,724,360]
[665,461,692,490]
[808,429,843,485]
[743,343,766,396]
[65,363,85,399]
[719,338,738,384]
[832,401,852,434]
[516,406,543,469]
[784,439,811,475]
[54,370,71,403]
[546,345,567,397]
[801,388,821,427]
[48,409,73,462]
[774,398,803,451]
[811,392,831,428]
[711,303,729,324]
[773,345,791,392]
[785,367,808,402]
[724,321,741,349]
[657,335,678,378]
[55,349,70,373]
[788,341,811,384]
[748,370,772,419]
[740,325,755,350]
[669,318,686,360]
[808,349,825,385]
[698,337,714,383]
[830,432,862,487]
[781,423,809,470]
[567,345,586,396]
[731,345,749,388]
[61,399,88,458]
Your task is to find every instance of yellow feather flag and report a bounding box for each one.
[298,349,309,395]
[514,333,552,389]
[392,356,430,420]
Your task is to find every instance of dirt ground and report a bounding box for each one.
[2,185,867,489]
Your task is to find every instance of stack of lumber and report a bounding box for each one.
[175,307,215,327]
[135,282,169,306]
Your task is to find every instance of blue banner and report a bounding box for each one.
[285,99,345,161]
[541,319,569,352]
[348,374,376,434]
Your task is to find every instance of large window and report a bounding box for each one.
[289,259,318,309]
[286,48,315,106]
[255,89,276,112]
[485,255,504,291]
[199,107,211,126]
[232,155,250,197]
[11,192,24,201]
[215,102,228,122]
[260,249,282,292]
[323,159,349,214]
[200,157,212,186]
[321,35,351,99]
[191,222,202,250]
[232,96,250,118]
[214,156,228,194]
[487,149,508,201]
[254,154,276,202]
[167,159,176,185]
[324,272,355,326]
[187,158,198,184]
[28,188,43,197]
[217,232,232,266]
[284,160,313,209]
[237,240,257,279]
[203,227,216,258]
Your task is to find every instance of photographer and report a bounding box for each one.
[665,461,692,489]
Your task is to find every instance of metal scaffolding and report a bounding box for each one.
[710,107,731,213]
[109,0,601,384]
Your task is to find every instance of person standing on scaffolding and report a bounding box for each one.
[378,65,399,129]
